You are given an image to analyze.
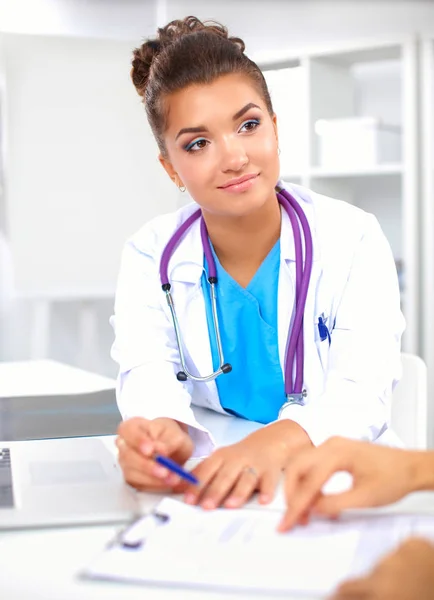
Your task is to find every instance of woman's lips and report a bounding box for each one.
[218,174,259,193]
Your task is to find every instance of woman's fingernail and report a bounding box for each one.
[140,443,153,456]
[166,474,181,487]
[202,499,216,510]
[184,494,196,505]
[259,494,270,504]
[225,497,239,508]
[152,465,169,478]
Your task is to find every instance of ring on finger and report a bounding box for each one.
[242,466,258,479]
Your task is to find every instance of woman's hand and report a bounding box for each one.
[330,538,434,600]
[116,417,194,492]
[279,437,421,532]
[182,420,312,510]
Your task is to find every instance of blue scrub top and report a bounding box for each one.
[202,241,285,424]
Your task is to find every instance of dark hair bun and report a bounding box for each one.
[131,40,161,98]
[131,16,245,98]
[157,16,245,52]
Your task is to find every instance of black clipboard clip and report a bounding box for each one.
[110,510,170,550]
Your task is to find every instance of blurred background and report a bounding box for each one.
[0,0,433,427]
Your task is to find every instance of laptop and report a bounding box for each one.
[0,389,122,441]
[0,436,138,530]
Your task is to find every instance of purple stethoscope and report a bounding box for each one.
[159,186,313,405]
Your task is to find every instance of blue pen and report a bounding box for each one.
[154,454,199,486]
[318,314,331,345]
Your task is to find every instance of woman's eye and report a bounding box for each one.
[239,119,260,133]
[185,138,208,152]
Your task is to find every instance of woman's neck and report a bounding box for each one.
[202,193,281,287]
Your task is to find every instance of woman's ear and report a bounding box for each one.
[272,113,279,146]
[158,154,184,189]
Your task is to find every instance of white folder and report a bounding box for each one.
[82,497,434,596]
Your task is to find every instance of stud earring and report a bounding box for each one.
[174,176,186,192]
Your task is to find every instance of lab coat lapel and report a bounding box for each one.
[302,262,323,400]
[277,206,297,372]
[277,185,321,398]
[181,285,215,380]
[277,259,295,374]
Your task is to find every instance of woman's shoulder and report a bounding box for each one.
[285,182,369,220]
[127,202,199,255]
[284,182,377,239]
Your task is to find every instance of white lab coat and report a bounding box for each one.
[111,182,405,456]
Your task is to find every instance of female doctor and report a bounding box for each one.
[112,16,405,510]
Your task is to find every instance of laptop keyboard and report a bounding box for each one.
[0,448,15,508]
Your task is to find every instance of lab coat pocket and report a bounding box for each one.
[315,313,331,372]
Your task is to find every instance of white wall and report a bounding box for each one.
[0,30,179,375]
[0,0,157,40]
[1,32,177,297]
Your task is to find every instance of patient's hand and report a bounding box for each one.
[279,437,422,532]
[330,538,434,600]
[116,417,193,491]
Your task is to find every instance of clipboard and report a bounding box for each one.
[80,497,434,596]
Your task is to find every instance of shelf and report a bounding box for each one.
[255,35,408,70]
[308,163,403,178]
[259,56,301,72]
[313,44,401,67]
[281,164,403,181]
[16,289,116,301]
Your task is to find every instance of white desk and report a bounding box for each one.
[0,359,116,397]
[0,363,433,599]
[0,526,319,600]
[0,401,315,600]
[1,481,433,600]
[0,444,316,600]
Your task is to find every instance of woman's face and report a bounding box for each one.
[160,73,280,218]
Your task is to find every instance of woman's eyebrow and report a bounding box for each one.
[175,103,261,141]
[176,125,208,141]
[232,102,260,121]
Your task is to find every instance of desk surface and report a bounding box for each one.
[1,484,434,600]
[0,526,319,600]
[1,361,433,600]
[0,359,116,397]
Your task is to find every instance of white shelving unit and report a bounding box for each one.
[260,36,420,354]
[421,35,434,437]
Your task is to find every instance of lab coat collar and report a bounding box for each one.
[168,209,204,284]
[169,180,319,284]
[278,181,320,263]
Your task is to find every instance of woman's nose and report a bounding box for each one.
[220,137,249,172]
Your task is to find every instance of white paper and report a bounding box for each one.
[84,498,434,596]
